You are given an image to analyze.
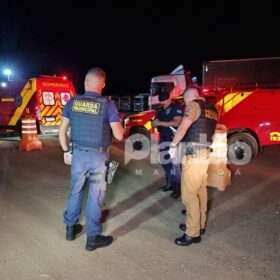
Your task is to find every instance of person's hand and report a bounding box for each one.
[64,151,72,165]
[169,144,176,159]
[152,119,160,127]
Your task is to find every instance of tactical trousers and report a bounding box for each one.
[181,150,210,237]
[63,149,108,237]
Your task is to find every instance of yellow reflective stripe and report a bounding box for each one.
[44,122,57,126]
[52,106,62,120]
[45,104,58,116]
[41,106,62,126]
[144,120,152,131]
[216,91,253,115]
[41,105,50,116]
[128,112,146,118]
[8,79,36,126]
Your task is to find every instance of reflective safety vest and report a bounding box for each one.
[69,94,111,149]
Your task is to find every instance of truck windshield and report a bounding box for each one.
[150,82,175,96]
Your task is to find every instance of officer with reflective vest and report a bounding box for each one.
[152,91,183,198]
[59,67,124,251]
[169,87,218,246]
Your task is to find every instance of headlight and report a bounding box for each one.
[124,117,130,126]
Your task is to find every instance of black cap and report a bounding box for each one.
[158,91,170,102]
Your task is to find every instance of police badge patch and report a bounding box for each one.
[72,100,101,115]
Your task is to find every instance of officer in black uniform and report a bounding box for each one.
[59,67,124,251]
[152,91,183,198]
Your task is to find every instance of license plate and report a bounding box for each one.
[45,116,56,122]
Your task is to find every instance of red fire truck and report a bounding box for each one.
[123,65,193,150]
[124,58,280,163]
[0,75,75,135]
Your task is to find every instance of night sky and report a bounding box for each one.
[0,1,279,95]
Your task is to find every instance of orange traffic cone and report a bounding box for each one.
[20,117,42,152]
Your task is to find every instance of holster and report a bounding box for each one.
[105,160,119,184]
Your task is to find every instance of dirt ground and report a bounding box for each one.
[0,136,279,280]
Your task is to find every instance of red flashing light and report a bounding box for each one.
[62,76,67,80]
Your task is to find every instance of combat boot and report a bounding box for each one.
[175,233,201,246]
[66,224,83,241]
[179,223,206,235]
[170,183,181,199]
[86,235,113,251]
[159,179,174,192]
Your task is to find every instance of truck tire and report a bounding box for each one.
[130,127,150,151]
[227,132,259,165]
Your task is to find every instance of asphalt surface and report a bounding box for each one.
[0,136,279,280]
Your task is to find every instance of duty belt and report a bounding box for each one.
[184,144,212,156]
[73,145,108,153]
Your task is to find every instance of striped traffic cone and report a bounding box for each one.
[20,117,42,151]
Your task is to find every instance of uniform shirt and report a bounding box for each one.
[156,102,183,140]
[62,91,121,123]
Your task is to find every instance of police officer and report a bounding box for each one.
[152,91,183,199]
[169,87,218,246]
[59,67,124,251]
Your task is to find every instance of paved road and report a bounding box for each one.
[0,137,279,280]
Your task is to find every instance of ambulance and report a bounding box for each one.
[0,75,75,135]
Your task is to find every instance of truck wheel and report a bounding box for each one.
[227,133,258,165]
[130,127,150,151]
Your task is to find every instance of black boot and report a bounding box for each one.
[170,183,181,198]
[175,233,201,246]
[66,224,83,241]
[179,224,206,235]
[86,235,113,251]
[159,180,174,192]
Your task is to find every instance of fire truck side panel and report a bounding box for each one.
[124,110,155,138]
[122,61,279,162]
[216,89,280,146]
[7,79,37,126]
[0,97,17,127]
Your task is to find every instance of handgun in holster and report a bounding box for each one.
[105,160,119,184]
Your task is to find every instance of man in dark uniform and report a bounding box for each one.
[152,91,183,198]
[169,87,218,246]
[59,67,124,251]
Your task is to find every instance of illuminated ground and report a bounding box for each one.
[0,136,279,280]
